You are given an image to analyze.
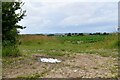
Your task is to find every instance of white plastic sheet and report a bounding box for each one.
[40,58,61,63]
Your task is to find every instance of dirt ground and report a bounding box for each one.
[2,53,118,78]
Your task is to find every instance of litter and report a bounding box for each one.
[40,58,61,63]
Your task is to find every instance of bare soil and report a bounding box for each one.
[3,53,118,78]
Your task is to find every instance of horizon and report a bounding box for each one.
[19,31,117,35]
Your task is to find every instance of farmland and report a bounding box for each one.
[3,33,118,78]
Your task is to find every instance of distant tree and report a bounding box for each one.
[2,2,26,57]
[67,33,71,36]
[47,34,54,36]
[89,33,93,35]
[74,33,77,36]
[78,33,84,36]
[95,32,101,35]
[103,32,109,35]
[71,33,74,36]
[92,33,96,35]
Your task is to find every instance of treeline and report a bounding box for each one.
[20,32,111,37]
[47,32,110,36]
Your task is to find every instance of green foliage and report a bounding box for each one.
[2,2,26,57]
[2,45,20,57]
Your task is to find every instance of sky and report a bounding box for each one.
[19,0,118,34]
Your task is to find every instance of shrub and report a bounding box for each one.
[2,45,20,57]
[2,40,21,57]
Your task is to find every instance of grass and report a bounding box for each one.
[18,33,118,57]
[17,73,42,79]
[3,46,20,57]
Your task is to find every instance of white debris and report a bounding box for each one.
[73,70,77,72]
[40,58,61,63]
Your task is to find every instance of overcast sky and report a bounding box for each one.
[19,0,118,34]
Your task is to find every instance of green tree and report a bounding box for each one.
[2,2,26,57]
[67,33,71,36]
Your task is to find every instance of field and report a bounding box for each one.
[3,34,118,78]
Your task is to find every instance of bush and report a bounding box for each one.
[2,41,21,57]
[3,46,20,57]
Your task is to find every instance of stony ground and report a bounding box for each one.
[3,53,118,78]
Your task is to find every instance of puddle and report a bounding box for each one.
[39,58,62,63]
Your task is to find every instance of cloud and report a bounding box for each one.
[22,0,119,2]
[19,1,118,34]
